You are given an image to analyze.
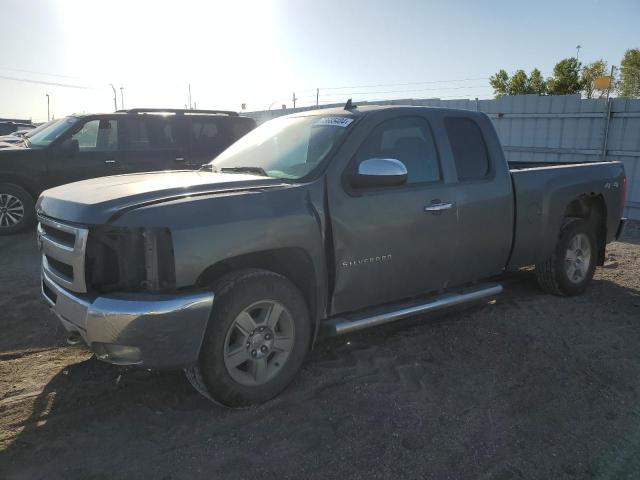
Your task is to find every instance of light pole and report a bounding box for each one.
[120,86,124,110]
[109,84,117,112]
[45,94,50,121]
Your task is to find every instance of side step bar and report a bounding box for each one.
[323,283,503,336]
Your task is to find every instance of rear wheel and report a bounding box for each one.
[0,183,35,235]
[535,218,597,296]
[185,269,311,407]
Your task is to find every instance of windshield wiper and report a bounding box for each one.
[220,166,268,177]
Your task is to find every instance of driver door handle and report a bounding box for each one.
[104,159,117,164]
[174,157,186,162]
[425,202,454,212]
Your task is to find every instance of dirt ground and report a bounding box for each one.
[1,222,639,480]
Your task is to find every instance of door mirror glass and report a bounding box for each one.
[351,158,408,188]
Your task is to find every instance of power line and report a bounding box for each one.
[0,65,83,80]
[0,74,93,89]
[317,76,491,91]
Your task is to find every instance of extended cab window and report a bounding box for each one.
[355,117,440,184]
[71,119,118,151]
[444,117,490,180]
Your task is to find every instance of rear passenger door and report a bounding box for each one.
[119,116,186,173]
[443,116,513,285]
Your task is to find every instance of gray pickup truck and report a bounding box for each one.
[36,104,627,406]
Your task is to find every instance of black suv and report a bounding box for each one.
[0,108,256,234]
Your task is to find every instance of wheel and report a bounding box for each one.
[0,183,35,235]
[185,269,311,407]
[535,218,597,296]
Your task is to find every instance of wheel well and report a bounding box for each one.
[564,194,607,265]
[0,175,38,200]
[196,247,318,326]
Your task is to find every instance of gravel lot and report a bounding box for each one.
[1,222,640,480]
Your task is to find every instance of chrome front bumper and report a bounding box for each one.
[42,270,214,369]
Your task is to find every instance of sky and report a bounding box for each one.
[0,0,638,122]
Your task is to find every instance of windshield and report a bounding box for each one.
[24,119,57,139]
[27,117,78,147]
[210,115,353,179]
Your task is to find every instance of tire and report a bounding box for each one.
[535,218,597,296]
[185,269,311,407]
[0,183,36,236]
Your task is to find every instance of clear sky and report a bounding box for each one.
[0,0,638,121]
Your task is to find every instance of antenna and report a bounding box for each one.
[344,98,354,111]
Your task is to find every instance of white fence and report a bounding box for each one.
[243,94,640,220]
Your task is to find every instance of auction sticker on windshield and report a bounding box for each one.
[313,117,354,128]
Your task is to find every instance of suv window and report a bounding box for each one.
[444,117,490,180]
[190,119,223,156]
[71,119,118,151]
[123,117,175,150]
[355,116,440,184]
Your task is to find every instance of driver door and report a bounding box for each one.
[328,115,459,314]
[48,118,122,187]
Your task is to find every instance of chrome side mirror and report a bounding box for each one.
[351,158,408,188]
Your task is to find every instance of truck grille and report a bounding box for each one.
[38,216,89,293]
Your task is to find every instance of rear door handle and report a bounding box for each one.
[424,202,454,212]
[174,157,186,162]
[104,159,117,164]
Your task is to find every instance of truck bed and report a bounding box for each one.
[506,161,626,269]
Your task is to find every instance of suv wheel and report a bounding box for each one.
[535,218,597,296]
[185,269,311,407]
[0,183,35,235]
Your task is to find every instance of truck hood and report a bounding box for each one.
[37,170,285,224]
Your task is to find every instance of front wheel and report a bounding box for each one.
[535,218,597,296]
[0,183,35,235]
[185,269,311,407]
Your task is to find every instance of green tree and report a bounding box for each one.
[489,68,547,97]
[618,48,640,98]
[528,68,547,95]
[547,57,583,95]
[489,69,510,96]
[581,59,609,99]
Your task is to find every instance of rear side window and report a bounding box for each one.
[444,117,490,180]
[124,117,175,150]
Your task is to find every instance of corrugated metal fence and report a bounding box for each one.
[243,94,640,220]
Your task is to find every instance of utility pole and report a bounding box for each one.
[188,84,192,110]
[576,45,582,62]
[605,65,617,101]
[316,88,319,108]
[120,87,124,110]
[292,91,297,109]
[109,84,117,112]
[45,93,50,121]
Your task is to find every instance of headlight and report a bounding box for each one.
[85,226,175,293]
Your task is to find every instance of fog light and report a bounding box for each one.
[93,343,142,365]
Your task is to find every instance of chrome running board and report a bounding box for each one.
[323,283,503,336]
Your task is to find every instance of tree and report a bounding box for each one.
[547,57,582,95]
[618,48,640,98]
[489,69,510,96]
[528,69,547,95]
[489,68,547,97]
[581,59,609,99]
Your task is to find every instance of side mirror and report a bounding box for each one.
[350,158,408,188]
[59,138,79,156]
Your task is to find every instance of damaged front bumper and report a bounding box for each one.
[42,270,214,369]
